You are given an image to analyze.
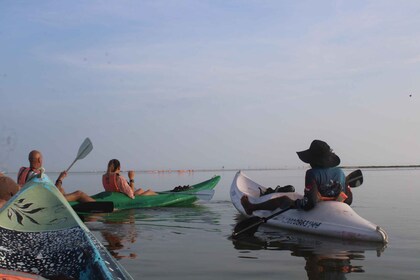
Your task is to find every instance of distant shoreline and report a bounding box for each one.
[342,165,420,169]
[6,164,417,174]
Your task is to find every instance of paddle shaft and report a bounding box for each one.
[66,158,78,173]
[232,206,292,237]
[72,201,114,213]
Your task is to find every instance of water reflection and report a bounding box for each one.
[81,209,140,260]
[82,205,222,260]
[231,227,386,280]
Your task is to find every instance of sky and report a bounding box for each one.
[1,0,420,173]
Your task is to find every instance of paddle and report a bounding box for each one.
[64,138,111,214]
[72,201,114,213]
[232,206,292,237]
[157,190,215,201]
[346,169,363,188]
[231,169,364,238]
[66,137,93,172]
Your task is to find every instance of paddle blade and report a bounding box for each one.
[66,138,94,172]
[346,169,363,188]
[232,216,264,238]
[72,201,114,213]
[76,137,93,160]
[194,190,215,201]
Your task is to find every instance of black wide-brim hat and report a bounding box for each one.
[296,140,340,168]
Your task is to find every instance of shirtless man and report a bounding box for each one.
[17,150,95,203]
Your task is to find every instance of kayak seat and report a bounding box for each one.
[259,185,295,196]
[170,185,193,192]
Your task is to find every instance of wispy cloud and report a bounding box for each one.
[3,0,420,170]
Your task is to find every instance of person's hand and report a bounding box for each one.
[58,171,67,181]
[292,199,300,209]
[128,170,135,180]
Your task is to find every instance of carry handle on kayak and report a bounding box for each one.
[231,169,364,238]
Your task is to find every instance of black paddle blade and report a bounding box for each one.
[346,169,363,188]
[72,201,114,213]
[232,216,264,238]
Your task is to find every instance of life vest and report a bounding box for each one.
[313,180,348,203]
[17,167,39,186]
[102,173,121,192]
[317,191,348,202]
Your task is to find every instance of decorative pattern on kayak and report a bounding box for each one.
[278,216,322,229]
[0,174,133,280]
[7,198,46,226]
[0,227,96,279]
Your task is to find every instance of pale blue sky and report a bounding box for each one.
[1,1,419,172]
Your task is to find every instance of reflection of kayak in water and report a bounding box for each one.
[230,171,388,243]
[232,226,387,255]
[232,230,386,280]
[101,230,138,260]
[0,174,133,280]
[85,209,139,260]
[84,205,222,262]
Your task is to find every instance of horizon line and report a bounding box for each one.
[5,164,420,174]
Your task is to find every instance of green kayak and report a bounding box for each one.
[79,175,220,211]
[0,174,133,280]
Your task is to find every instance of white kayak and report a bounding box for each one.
[230,171,388,243]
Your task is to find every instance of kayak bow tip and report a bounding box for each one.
[377,226,389,244]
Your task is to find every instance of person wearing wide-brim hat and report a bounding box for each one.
[295,140,353,209]
[241,140,353,214]
[296,140,341,168]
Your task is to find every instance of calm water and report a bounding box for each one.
[49,169,420,279]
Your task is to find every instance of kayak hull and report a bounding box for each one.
[88,175,221,210]
[230,171,388,243]
[0,174,133,280]
[0,269,48,279]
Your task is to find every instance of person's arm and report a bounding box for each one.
[302,181,319,210]
[116,173,135,199]
[55,171,67,195]
[128,170,135,193]
[295,170,319,211]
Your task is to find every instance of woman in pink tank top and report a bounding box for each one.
[103,159,157,199]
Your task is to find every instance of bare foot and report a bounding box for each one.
[240,195,255,215]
